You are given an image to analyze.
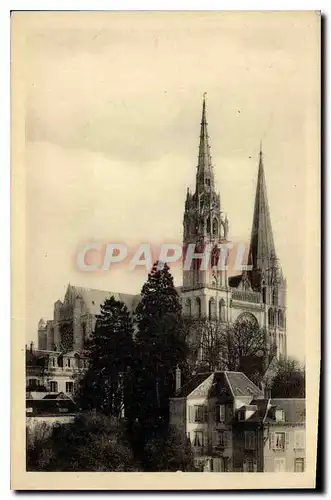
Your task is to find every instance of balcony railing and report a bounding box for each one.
[231,290,261,304]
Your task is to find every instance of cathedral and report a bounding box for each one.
[38,96,287,360]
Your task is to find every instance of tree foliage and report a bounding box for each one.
[270,357,305,398]
[78,296,134,417]
[184,316,276,385]
[126,262,188,450]
[144,425,196,472]
[27,412,139,472]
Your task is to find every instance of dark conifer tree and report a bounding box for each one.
[78,296,134,417]
[128,262,187,443]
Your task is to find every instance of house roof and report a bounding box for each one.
[268,398,306,423]
[67,285,140,315]
[26,396,78,416]
[175,372,211,398]
[238,398,306,424]
[225,372,264,398]
[174,371,263,399]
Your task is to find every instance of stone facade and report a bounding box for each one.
[170,372,306,473]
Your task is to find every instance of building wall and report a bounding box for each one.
[181,396,234,472]
[26,350,88,394]
[263,423,306,472]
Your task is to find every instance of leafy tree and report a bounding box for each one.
[128,262,188,443]
[183,317,225,372]
[26,422,54,471]
[270,357,305,398]
[27,412,140,471]
[144,425,196,472]
[224,319,276,385]
[78,296,134,417]
[183,316,276,385]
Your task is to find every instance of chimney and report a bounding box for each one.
[175,365,181,392]
[30,341,34,353]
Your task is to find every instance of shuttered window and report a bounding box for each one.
[215,404,225,422]
[193,431,204,448]
[244,430,256,450]
[243,459,257,472]
[216,430,227,447]
[294,458,305,472]
[294,431,305,449]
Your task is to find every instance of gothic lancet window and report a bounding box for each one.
[206,216,211,234]
[219,299,226,322]
[268,308,274,326]
[196,297,201,318]
[208,298,216,319]
[212,218,219,236]
[278,310,284,328]
[185,298,192,317]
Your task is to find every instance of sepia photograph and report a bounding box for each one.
[11,10,320,490]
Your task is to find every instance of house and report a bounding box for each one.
[26,392,79,429]
[26,343,88,395]
[169,371,264,472]
[169,371,306,472]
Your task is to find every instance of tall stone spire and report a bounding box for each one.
[249,144,276,276]
[195,93,215,194]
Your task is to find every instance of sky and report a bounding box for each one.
[22,11,320,361]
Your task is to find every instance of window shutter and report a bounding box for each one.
[295,431,305,449]
[243,459,247,472]
[269,432,275,450]
[203,431,208,449]
[244,431,248,449]
[253,459,258,472]
[204,405,208,423]
[189,406,193,423]
[224,431,228,448]
[220,405,225,422]
[285,432,290,450]
[253,431,256,450]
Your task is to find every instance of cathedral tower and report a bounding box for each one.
[248,145,287,358]
[182,95,229,320]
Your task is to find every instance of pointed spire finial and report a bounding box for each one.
[248,142,277,281]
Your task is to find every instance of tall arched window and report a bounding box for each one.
[211,246,219,269]
[208,298,215,320]
[206,216,211,234]
[278,310,284,328]
[212,218,219,236]
[272,288,278,306]
[268,308,274,326]
[219,299,226,322]
[196,297,201,318]
[185,298,192,317]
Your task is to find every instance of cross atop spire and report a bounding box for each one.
[195,93,215,194]
[248,144,276,277]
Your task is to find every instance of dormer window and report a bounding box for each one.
[238,409,246,421]
[275,409,285,422]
